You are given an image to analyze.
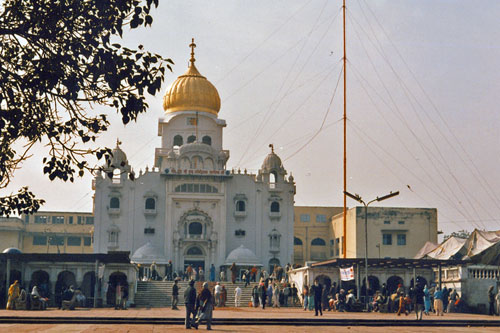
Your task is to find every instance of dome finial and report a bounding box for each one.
[269,143,274,153]
[189,38,196,65]
[116,138,122,147]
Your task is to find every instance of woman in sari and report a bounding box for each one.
[6,280,20,310]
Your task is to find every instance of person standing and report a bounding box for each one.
[414,283,425,320]
[234,285,242,307]
[252,285,259,308]
[272,283,280,308]
[184,280,197,329]
[259,282,267,309]
[171,279,180,310]
[433,287,444,316]
[214,282,221,307]
[166,260,173,281]
[195,282,214,330]
[220,285,227,307]
[302,284,309,311]
[244,269,251,287]
[6,280,20,310]
[311,279,323,316]
[488,286,496,316]
[230,263,237,284]
[199,267,205,282]
[210,264,216,282]
[423,285,431,315]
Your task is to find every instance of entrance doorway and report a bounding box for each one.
[184,260,205,272]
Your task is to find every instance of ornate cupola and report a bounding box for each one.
[163,38,221,115]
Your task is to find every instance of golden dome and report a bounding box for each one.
[163,39,221,115]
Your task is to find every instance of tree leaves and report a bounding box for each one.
[0,0,174,216]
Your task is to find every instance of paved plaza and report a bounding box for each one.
[1,307,500,332]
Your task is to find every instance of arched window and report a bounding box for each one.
[187,135,196,143]
[187,246,203,256]
[188,222,203,235]
[202,136,212,145]
[145,198,155,210]
[110,197,120,209]
[294,237,303,246]
[173,135,183,146]
[236,200,245,212]
[270,171,277,183]
[311,238,326,246]
[270,201,280,213]
[112,169,121,184]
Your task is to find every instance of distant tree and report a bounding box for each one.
[442,229,471,242]
[0,0,173,216]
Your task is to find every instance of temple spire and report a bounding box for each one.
[189,38,196,65]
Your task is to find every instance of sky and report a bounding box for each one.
[4,0,500,239]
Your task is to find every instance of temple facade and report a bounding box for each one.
[93,40,296,276]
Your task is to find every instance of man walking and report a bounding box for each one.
[311,279,323,316]
[234,285,242,307]
[172,279,180,310]
[184,280,197,329]
[195,282,214,330]
[488,286,496,316]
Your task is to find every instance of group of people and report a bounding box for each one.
[302,281,359,314]
[6,280,49,310]
[184,280,214,330]
[250,279,299,309]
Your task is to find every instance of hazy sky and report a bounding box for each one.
[5,0,500,238]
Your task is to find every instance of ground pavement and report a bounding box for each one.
[1,307,500,332]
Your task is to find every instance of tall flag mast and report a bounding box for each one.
[342,0,347,258]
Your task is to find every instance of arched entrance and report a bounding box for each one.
[31,270,50,297]
[269,258,280,274]
[81,271,96,306]
[387,275,404,295]
[9,270,22,285]
[107,272,127,307]
[184,246,206,273]
[55,271,76,307]
[362,275,380,296]
[411,276,428,288]
[315,274,332,289]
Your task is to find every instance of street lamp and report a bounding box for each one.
[344,190,399,310]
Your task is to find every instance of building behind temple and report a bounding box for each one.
[92,40,296,276]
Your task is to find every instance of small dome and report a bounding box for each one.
[3,247,22,254]
[131,242,167,264]
[163,39,220,116]
[261,145,284,172]
[108,139,128,169]
[224,245,261,266]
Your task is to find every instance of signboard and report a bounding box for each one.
[165,168,230,176]
[340,266,354,281]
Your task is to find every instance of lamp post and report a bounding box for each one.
[344,190,399,310]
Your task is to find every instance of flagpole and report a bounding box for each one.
[342,0,347,258]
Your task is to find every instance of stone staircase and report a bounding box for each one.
[134,280,259,308]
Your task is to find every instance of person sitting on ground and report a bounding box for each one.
[345,289,356,312]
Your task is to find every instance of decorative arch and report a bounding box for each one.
[173,135,183,146]
[192,155,203,169]
[178,208,214,239]
[186,246,204,256]
[110,197,120,209]
[204,157,214,170]
[145,197,156,210]
[311,238,326,246]
[187,135,196,143]
[387,275,404,295]
[188,221,203,235]
[294,237,303,246]
[270,201,280,213]
[202,136,212,145]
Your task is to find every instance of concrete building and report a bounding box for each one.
[92,40,296,277]
[293,206,343,265]
[0,211,94,254]
[330,206,438,259]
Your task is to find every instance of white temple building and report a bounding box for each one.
[93,40,295,276]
